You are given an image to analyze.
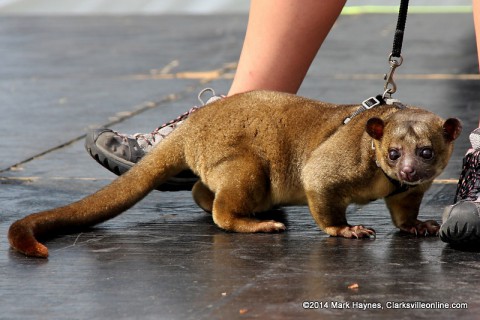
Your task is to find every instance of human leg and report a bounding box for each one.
[228,0,346,95]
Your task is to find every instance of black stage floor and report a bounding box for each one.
[1,12,479,319]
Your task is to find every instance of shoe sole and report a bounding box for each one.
[439,210,480,245]
[85,131,197,191]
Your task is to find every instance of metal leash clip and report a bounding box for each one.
[383,54,403,98]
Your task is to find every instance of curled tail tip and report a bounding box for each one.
[8,221,49,258]
[10,242,49,258]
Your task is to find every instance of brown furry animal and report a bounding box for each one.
[8,91,462,258]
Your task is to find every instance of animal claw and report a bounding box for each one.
[333,225,377,239]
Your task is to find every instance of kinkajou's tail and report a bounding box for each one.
[8,132,188,258]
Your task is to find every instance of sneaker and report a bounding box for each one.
[85,88,223,191]
[440,128,480,245]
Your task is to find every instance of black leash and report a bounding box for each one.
[384,0,410,98]
[343,0,410,125]
[392,0,409,59]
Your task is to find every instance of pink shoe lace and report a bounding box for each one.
[454,128,480,203]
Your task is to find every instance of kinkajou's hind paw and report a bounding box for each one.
[255,221,286,233]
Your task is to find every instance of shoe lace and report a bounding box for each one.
[454,149,480,202]
[124,88,221,146]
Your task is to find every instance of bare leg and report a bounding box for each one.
[228,0,346,95]
[475,0,480,127]
[475,0,480,70]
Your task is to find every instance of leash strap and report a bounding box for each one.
[392,0,410,59]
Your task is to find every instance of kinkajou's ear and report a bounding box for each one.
[366,117,384,140]
[443,118,462,142]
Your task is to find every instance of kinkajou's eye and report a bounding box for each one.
[418,147,434,160]
[388,149,401,161]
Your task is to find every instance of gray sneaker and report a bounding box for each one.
[440,128,480,246]
[440,201,480,245]
[85,88,223,191]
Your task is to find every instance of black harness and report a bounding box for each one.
[382,170,412,197]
